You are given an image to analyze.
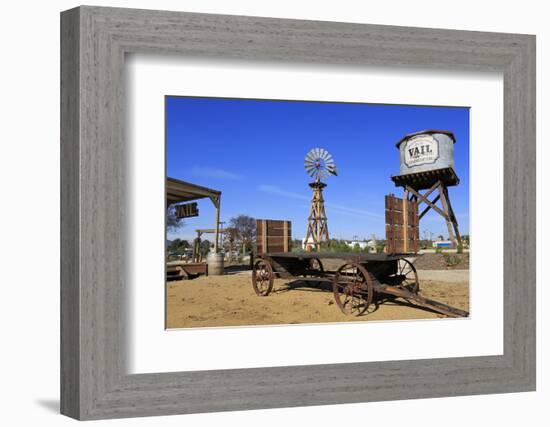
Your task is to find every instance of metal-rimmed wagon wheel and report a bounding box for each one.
[387,258,419,294]
[252,259,274,296]
[332,262,374,316]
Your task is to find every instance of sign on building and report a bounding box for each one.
[175,202,199,218]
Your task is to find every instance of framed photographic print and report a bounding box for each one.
[164,98,470,330]
[61,6,535,420]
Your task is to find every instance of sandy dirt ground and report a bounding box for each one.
[166,269,469,329]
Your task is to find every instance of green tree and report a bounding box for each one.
[229,215,256,253]
[166,206,184,232]
[200,239,211,257]
[223,226,239,260]
[167,238,190,254]
[324,239,351,253]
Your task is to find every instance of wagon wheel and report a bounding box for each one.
[305,257,324,277]
[252,259,274,296]
[389,258,419,294]
[332,262,374,316]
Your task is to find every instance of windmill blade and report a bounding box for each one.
[320,151,334,167]
[317,148,324,160]
[305,166,317,175]
[327,164,338,176]
[305,166,317,176]
[310,147,318,158]
[313,147,322,160]
[306,164,318,173]
[305,150,317,162]
[305,151,316,162]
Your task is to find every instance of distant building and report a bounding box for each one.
[302,236,316,250]
[347,240,369,250]
[433,239,452,248]
[347,238,377,253]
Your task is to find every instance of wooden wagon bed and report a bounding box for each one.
[252,251,468,318]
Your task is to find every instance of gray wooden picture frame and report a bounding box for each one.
[60,5,536,420]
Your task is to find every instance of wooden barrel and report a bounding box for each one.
[207,252,224,276]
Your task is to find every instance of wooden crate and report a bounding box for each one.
[385,194,419,253]
[256,219,292,254]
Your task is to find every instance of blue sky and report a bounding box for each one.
[166,96,469,242]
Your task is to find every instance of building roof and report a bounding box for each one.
[166,177,221,206]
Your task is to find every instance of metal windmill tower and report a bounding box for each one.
[304,148,337,251]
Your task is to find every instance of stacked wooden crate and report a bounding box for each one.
[256,219,292,254]
[385,194,419,253]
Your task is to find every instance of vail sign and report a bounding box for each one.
[175,202,199,218]
[403,134,439,167]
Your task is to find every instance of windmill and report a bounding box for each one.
[304,148,338,251]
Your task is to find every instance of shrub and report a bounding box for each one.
[443,254,460,267]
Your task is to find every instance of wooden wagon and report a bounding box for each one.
[251,252,468,317]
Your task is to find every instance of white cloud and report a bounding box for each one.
[258,184,382,219]
[191,166,242,180]
[257,185,309,201]
[325,203,382,219]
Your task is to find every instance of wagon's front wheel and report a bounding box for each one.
[252,259,274,296]
[332,262,373,316]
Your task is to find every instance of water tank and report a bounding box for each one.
[396,130,456,175]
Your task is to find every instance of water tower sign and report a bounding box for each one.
[403,134,439,168]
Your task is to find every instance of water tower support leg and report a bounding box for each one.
[438,183,458,248]
[404,185,446,218]
[443,187,462,247]
[419,195,440,219]
[404,181,463,249]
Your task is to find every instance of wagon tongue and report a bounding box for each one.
[375,283,469,318]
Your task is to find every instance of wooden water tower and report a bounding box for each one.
[389,130,462,249]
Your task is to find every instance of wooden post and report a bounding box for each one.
[193,230,202,263]
[283,221,289,252]
[213,196,220,253]
[403,188,409,252]
[262,220,267,253]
